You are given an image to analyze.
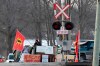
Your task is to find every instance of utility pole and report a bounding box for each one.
[92,0,100,66]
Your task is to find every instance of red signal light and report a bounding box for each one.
[65,22,74,30]
[52,21,61,30]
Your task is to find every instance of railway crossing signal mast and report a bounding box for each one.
[52,0,74,61]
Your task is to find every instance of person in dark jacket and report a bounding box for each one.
[13,50,21,62]
[29,40,41,54]
[34,40,41,54]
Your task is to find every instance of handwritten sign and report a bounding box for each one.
[36,46,45,53]
[45,46,53,54]
[36,46,53,54]
[24,54,41,62]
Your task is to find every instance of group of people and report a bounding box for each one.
[13,39,41,62]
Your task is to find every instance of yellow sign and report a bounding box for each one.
[65,55,75,62]
[16,38,22,45]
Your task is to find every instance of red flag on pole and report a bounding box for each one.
[13,29,25,51]
[74,30,80,62]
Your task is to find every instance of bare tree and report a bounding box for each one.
[71,0,96,40]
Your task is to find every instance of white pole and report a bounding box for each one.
[61,0,65,22]
[53,0,56,16]
[92,0,100,66]
[61,0,65,61]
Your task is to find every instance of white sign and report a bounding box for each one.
[42,55,48,59]
[45,46,53,54]
[36,46,53,54]
[54,3,70,20]
[42,55,48,62]
[57,26,68,34]
[36,46,45,53]
[57,30,68,34]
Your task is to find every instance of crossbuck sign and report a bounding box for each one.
[54,3,70,20]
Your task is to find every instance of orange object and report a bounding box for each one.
[24,54,41,62]
[74,30,80,62]
[75,55,79,62]
[13,29,25,51]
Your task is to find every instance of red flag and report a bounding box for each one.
[13,29,25,51]
[74,30,80,62]
[74,30,80,53]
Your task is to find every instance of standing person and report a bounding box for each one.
[13,50,17,61]
[13,50,21,62]
[33,40,41,54]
